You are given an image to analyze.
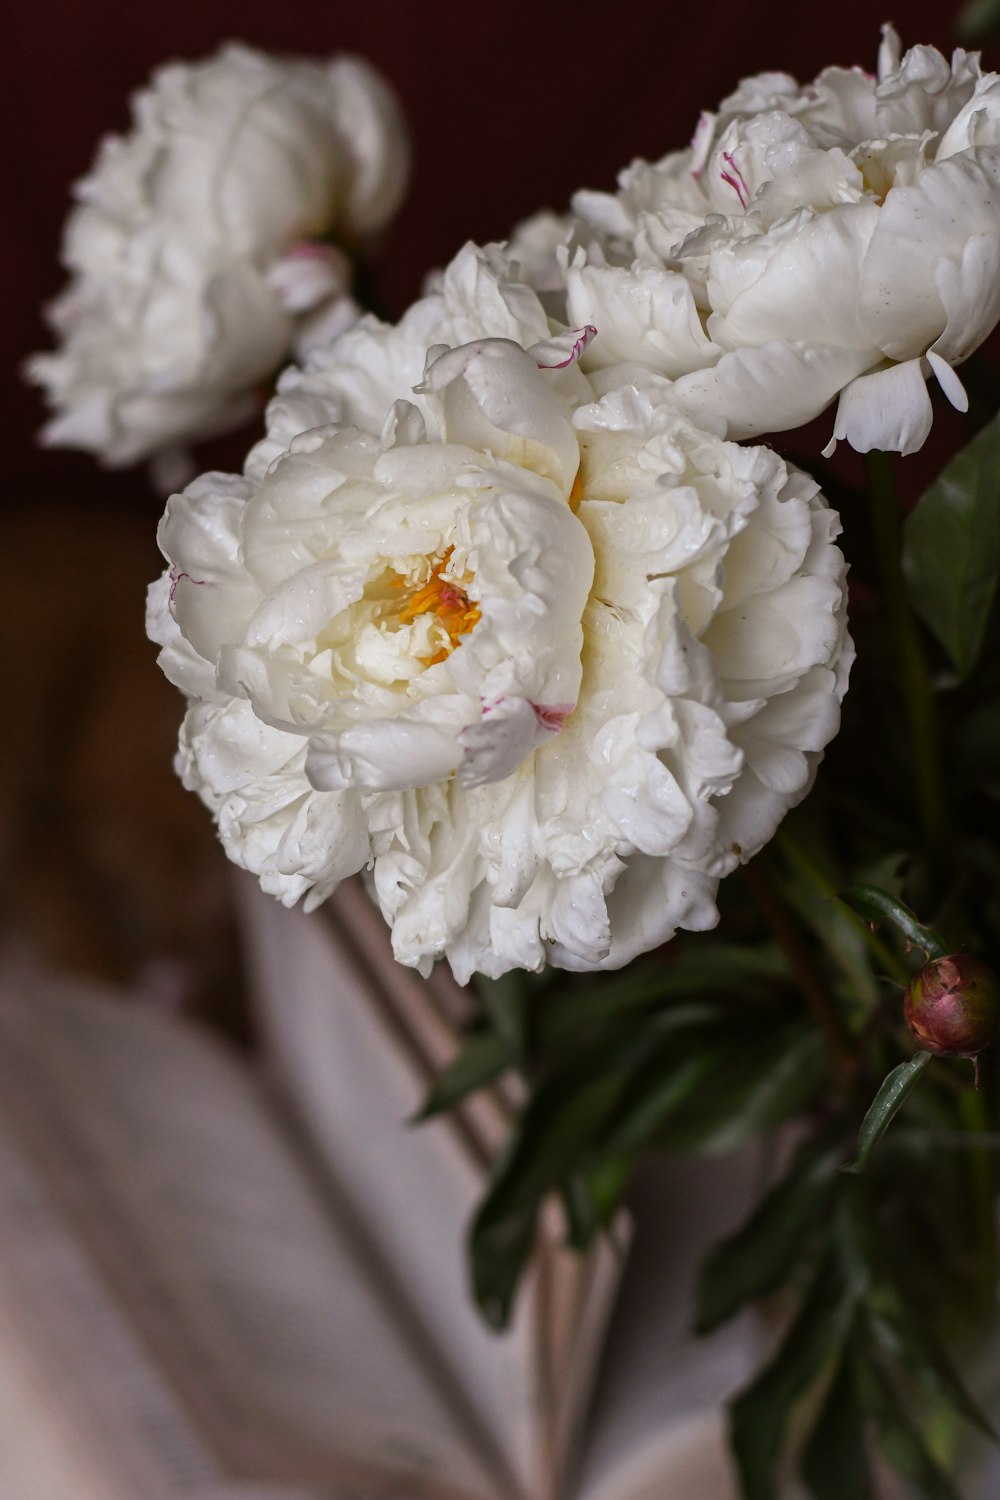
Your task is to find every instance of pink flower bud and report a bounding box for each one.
[904,955,1000,1058]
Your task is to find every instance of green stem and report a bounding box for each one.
[865,451,945,851]
[958,1085,997,1311]
[741,860,855,1081]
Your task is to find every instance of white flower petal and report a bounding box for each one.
[421,339,581,497]
[565,260,720,377]
[308,715,466,793]
[930,230,1000,367]
[825,359,933,457]
[707,202,879,352]
[860,149,1000,357]
[28,45,411,467]
[671,341,870,440]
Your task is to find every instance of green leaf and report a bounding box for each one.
[848,1052,932,1173]
[562,1153,635,1251]
[475,970,531,1062]
[414,1031,513,1121]
[573,1154,634,1237]
[868,1300,998,1444]
[468,1031,653,1328]
[730,1252,849,1500]
[775,834,891,1004]
[562,1174,601,1251]
[648,1024,829,1155]
[599,1039,727,1154]
[902,407,1000,679]
[837,885,949,961]
[466,1198,538,1334]
[696,1133,842,1333]
[800,1334,876,1500]
[861,1358,964,1500]
[537,942,789,1051]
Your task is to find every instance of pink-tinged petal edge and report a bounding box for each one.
[720,151,749,211]
[691,111,713,178]
[168,569,211,604]
[535,325,598,369]
[284,240,350,268]
[531,702,575,732]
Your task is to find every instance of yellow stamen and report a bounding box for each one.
[569,472,584,512]
[396,547,480,663]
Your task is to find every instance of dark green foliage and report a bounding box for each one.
[903,409,1000,680]
[800,1336,877,1500]
[415,1029,513,1120]
[696,1133,843,1333]
[730,1251,850,1500]
[848,1052,931,1172]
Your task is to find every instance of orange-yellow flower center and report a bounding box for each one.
[395,548,480,665]
[569,473,584,512]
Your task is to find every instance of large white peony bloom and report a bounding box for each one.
[148,244,852,982]
[566,27,1000,455]
[28,44,409,469]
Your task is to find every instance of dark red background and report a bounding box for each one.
[4,0,988,507]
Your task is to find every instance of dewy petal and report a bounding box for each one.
[450,487,593,710]
[457,696,555,789]
[529,324,597,369]
[307,714,466,793]
[707,202,879,352]
[157,472,260,664]
[420,339,581,497]
[179,698,369,907]
[937,76,1000,159]
[434,240,553,349]
[877,24,902,83]
[671,340,871,440]
[860,150,1000,361]
[875,37,980,139]
[564,259,721,376]
[733,665,844,796]
[823,359,933,457]
[704,575,845,699]
[930,230,1000,367]
[550,854,720,972]
[146,570,222,702]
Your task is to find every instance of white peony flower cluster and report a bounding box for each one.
[149,246,852,981]
[28,44,409,469]
[565,26,1000,455]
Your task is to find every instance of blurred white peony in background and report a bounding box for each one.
[28,43,410,470]
[148,244,852,982]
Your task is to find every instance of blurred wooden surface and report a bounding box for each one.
[0,501,247,1035]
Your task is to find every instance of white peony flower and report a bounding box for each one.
[28,44,409,468]
[566,27,1000,455]
[148,244,852,982]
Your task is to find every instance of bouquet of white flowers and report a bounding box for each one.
[32,21,1000,1500]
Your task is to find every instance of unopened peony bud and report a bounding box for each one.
[904,956,1000,1065]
